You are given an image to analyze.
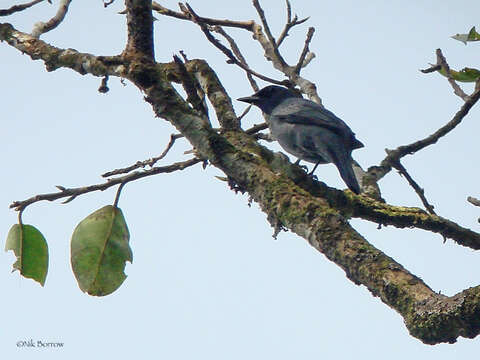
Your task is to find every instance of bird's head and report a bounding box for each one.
[237,85,298,114]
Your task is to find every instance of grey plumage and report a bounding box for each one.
[238,85,364,194]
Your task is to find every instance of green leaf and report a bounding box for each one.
[71,205,133,296]
[5,224,49,286]
[438,67,480,83]
[451,26,480,44]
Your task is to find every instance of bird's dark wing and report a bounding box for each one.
[272,100,364,149]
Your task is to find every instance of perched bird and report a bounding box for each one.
[238,85,364,194]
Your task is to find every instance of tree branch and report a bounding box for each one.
[10,158,202,211]
[123,0,154,61]
[369,87,480,182]
[31,0,71,38]
[276,0,309,47]
[293,26,315,74]
[252,0,288,69]
[154,2,322,104]
[212,25,259,91]
[0,0,46,16]
[390,159,436,215]
[0,23,127,76]
[102,134,185,177]
[152,1,255,30]
[436,48,469,101]
[184,3,288,87]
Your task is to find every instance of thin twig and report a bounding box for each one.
[371,87,480,181]
[103,0,115,8]
[154,1,320,103]
[11,158,202,211]
[184,3,288,86]
[436,48,469,101]
[102,134,184,177]
[245,122,268,134]
[467,196,480,207]
[213,26,259,91]
[391,159,436,214]
[0,0,45,16]
[152,2,254,30]
[420,64,441,74]
[31,0,72,38]
[276,0,309,47]
[237,104,253,122]
[252,0,288,68]
[294,27,315,74]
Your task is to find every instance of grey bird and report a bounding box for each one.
[238,85,364,194]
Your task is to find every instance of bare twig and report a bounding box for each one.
[436,49,469,101]
[237,104,253,122]
[468,196,480,207]
[0,0,45,16]
[102,134,184,177]
[294,27,315,74]
[420,64,441,74]
[252,0,288,68]
[154,2,321,103]
[103,0,115,7]
[213,26,259,91]
[245,122,268,134]
[152,2,255,30]
[183,3,288,86]
[31,0,72,38]
[276,0,309,47]
[370,87,480,182]
[391,159,436,214]
[11,158,201,211]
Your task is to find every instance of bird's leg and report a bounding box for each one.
[309,161,321,175]
[295,158,310,173]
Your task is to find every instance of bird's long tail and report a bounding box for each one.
[329,149,361,194]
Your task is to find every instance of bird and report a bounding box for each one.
[238,85,364,194]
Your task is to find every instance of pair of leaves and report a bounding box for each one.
[433,26,480,83]
[5,205,132,296]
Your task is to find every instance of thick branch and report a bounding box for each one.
[124,0,154,61]
[184,59,240,130]
[0,23,127,76]
[5,10,480,344]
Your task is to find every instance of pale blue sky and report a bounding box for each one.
[2,1,480,358]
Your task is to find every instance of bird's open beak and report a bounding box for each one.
[237,95,259,104]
